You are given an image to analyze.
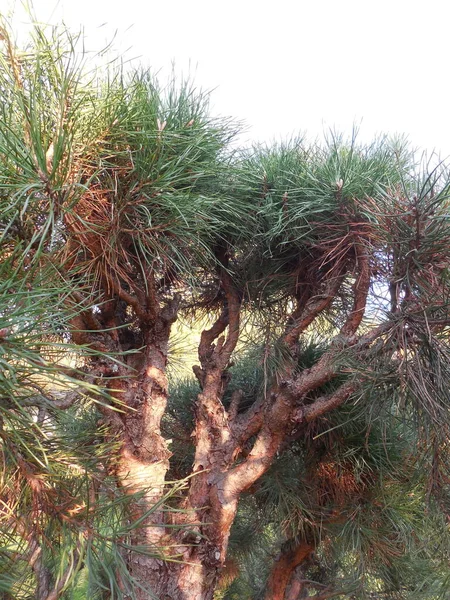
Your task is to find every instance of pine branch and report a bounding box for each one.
[218,268,241,370]
[289,321,391,398]
[302,380,357,421]
[197,308,229,366]
[228,321,392,494]
[283,267,345,348]
[263,540,315,600]
[340,239,371,336]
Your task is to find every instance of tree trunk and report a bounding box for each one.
[112,317,178,599]
[107,309,231,599]
[93,237,371,597]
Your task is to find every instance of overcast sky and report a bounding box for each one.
[6,0,450,156]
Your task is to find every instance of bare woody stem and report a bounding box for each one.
[264,541,315,600]
[283,266,346,349]
[340,239,371,336]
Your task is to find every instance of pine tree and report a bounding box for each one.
[2,18,450,599]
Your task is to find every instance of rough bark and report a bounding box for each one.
[170,250,244,599]
[114,316,177,599]
[285,571,305,600]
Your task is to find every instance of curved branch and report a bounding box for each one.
[195,246,241,388]
[197,308,228,366]
[289,321,390,398]
[217,268,241,369]
[340,240,371,336]
[228,321,392,495]
[106,276,150,323]
[264,540,315,600]
[283,267,346,348]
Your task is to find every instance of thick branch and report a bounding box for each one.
[264,540,315,600]
[289,321,390,398]
[229,321,391,495]
[235,239,373,446]
[107,276,150,323]
[232,399,266,446]
[233,348,336,453]
[69,314,106,349]
[197,279,240,372]
[143,267,159,320]
[195,247,241,393]
[197,309,228,365]
[225,391,293,494]
[218,267,241,369]
[187,250,242,532]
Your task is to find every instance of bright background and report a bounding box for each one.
[5,0,450,155]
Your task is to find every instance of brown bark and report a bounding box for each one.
[284,266,346,348]
[285,574,304,600]
[114,316,176,599]
[160,245,382,599]
[102,283,229,599]
[155,241,381,600]
[264,541,315,600]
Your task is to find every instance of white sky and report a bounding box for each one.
[4,0,450,156]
